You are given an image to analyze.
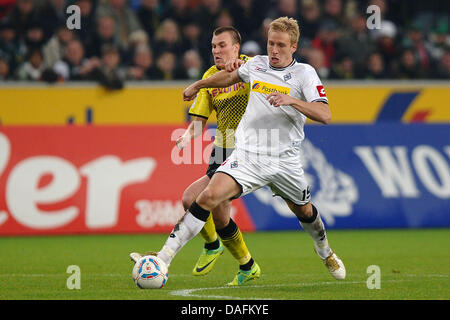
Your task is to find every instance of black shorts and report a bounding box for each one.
[206,146,235,179]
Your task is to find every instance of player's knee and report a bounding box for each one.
[181,190,195,211]
[197,188,220,211]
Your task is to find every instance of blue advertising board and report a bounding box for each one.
[240,124,450,230]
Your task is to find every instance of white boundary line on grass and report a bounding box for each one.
[169,275,449,300]
[170,280,366,300]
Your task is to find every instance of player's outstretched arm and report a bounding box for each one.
[183,70,241,101]
[176,116,208,150]
[266,92,331,124]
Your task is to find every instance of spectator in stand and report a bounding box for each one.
[193,0,223,37]
[153,19,184,59]
[162,0,194,28]
[329,54,360,79]
[136,0,162,40]
[311,20,340,69]
[336,13,375,74]
[364,52,389,79]
[175,49,204,80]
[392,47,427,79]
[94,44,125,89]
[72,0,98,46]
[267,0,301,22]
[127,43,156,80]
[0,56,12,80]
[5,0,39,41]
[428,22,449,62]
[241,40,262,57]
[373,20,399,74]
[181,19,202,52]
[0,0,16,20]
[152,50,177,80]
[53,39,101,80]
[15,48,45,80]
[322,0,346,29]
[96,0,144,51]
[214,9,234,29]
[250,17,272,55]
[86,15,122,58]
[42,24,75,69]
[37,0,66,41]
[229,0,267,40]
[23,21,46,51]
[0,19,27,75]
[431,48,450,79]
[402,23,434,77]
[299,0,322,44]
[305,47,329,79]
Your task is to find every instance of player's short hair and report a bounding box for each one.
[213,26,242,45]
[269,17,300,44]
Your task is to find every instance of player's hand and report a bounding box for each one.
[225,59,244,72]
[183,83,200,101]
[176,134,189,150]
[266,92,293,107]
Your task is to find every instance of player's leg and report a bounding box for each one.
[285,200,346,280]
[182,175,224,275]
[182,176,218,245]
[209,200,259,285]
[156,171,241,267]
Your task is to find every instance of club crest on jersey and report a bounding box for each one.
[251,80,291,95]
[316,85,327,97]
[283,73,292,81]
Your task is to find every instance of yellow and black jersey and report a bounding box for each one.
[188,55,250,149]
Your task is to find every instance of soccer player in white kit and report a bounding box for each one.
[154,17,346,284]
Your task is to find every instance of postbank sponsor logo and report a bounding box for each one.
[251,80,290,95]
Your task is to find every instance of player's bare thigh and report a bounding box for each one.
[182,174,233,229]
[197,172,241,216]
[181,175,210,210]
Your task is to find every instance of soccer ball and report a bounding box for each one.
[132,255,168,289]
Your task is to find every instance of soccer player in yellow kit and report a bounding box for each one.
[131,26,260,285]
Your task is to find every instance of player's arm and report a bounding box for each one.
[266,93,331,125]
[176,116,208,149]
[183,70,241,101]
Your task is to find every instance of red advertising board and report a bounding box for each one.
[0,126,255,235]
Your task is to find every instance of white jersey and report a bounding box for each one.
[236,55,328,156]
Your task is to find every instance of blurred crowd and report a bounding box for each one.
[0,0,449,87]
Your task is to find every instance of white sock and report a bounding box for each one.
[157,211,206,266]
[299,212,332,260]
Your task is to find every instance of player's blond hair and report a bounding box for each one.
[269,17,300,44]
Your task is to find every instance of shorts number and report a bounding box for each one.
[301,186,311,202]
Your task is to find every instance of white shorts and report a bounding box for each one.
[215,149,311,205]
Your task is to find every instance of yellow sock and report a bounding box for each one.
[199,213,218,244]
[217,219,252,265]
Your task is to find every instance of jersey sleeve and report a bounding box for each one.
[237,57,252,83]
[188,88,212,119]
[188,69,215,119]
[300,65,329,104]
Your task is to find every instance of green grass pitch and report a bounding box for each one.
[0,229,448,300]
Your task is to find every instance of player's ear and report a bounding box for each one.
[234,43,240,55]
[291,42,298,53]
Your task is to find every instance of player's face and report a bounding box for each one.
[267,30,297,68]
[211,32,239,69]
